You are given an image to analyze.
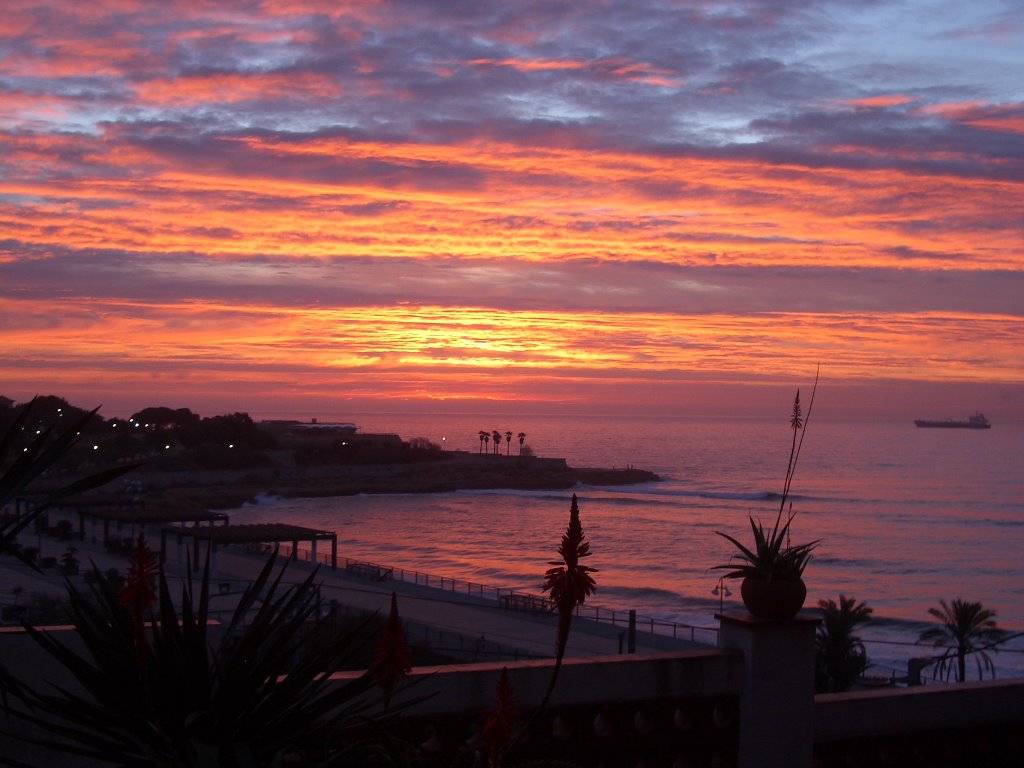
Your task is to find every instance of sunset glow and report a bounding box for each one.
[1,1,1021,420]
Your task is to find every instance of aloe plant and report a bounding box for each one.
[712,515,818,583]
[540,493,597,708]
[712,375,820,584]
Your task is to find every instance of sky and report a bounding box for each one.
[1,0,1022,422]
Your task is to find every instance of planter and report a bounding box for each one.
[740,576,807,620]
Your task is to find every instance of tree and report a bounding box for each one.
[128,406,200,432]
[918,598,1010,682]
[483,432,490,453]
[815,594,872,692]
[517,432,526,455]
[491,430,501,455]
[504,430,512,455]
[478,430,488,454]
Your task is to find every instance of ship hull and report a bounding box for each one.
[914,420,991,429]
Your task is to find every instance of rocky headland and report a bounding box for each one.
[136,452,660,511]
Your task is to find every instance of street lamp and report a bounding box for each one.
[712,578,732,613]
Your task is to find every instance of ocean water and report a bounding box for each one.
[230,412,1024,678]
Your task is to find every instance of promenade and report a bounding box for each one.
[2,521,706,662]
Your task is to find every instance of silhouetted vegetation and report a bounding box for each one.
[918,598,1011,682]
[816,594,872,692]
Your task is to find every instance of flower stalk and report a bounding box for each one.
[372,591,412,707]
[118,533,159,673]
[540,493,597,709]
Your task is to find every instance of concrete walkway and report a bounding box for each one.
[3,521,706,661]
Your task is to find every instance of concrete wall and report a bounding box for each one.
[4,618,1024,767]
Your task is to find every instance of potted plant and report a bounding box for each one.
[712,380,820,619]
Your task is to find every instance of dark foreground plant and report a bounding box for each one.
[541,493,597,709]
[0,545,396,767]
[815,594,872,692]
[480,667,520,768]
[712,373,820,584]
[373,591,412,708]
[1,397,137,569]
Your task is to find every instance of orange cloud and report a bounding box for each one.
[2,131,1017,271]
[467,56,679,86]
[838,95,914,109]
[919,101,1024,135]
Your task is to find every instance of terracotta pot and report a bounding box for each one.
[740,576,807,620]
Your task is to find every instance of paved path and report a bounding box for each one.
[186,545,706,659]
[3,522,708,661]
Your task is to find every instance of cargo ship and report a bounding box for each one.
[914,412,991,429]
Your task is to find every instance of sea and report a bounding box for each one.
[229,412,1024,680]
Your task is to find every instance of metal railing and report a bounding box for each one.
[238,541,720,646]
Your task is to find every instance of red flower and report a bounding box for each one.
[543,493,597,656]
[373,592,412,707]
[540,494,597,708]
[118,533,158,671]
[480,667,519,768]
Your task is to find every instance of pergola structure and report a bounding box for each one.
[160,523,338,572]
[15,493,229,549]
[79,504,229,546]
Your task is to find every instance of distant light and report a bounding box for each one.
[92,445,99,450]
[228,444,234,449]
[165,445,170,450]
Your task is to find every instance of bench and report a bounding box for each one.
[344,562,393,581]
[499,593,552,613]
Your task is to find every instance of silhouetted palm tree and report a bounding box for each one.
[518,432,526,455]
[918,598,1010,682]
[504,431,512,455]
[483,432,490,453]
[478,430,487,454]
[815,594,872,692]
[492,430,501,455]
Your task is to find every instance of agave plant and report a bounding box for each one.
[712,515,818,583]
[0,544,396,766]
[712,376,820,585]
